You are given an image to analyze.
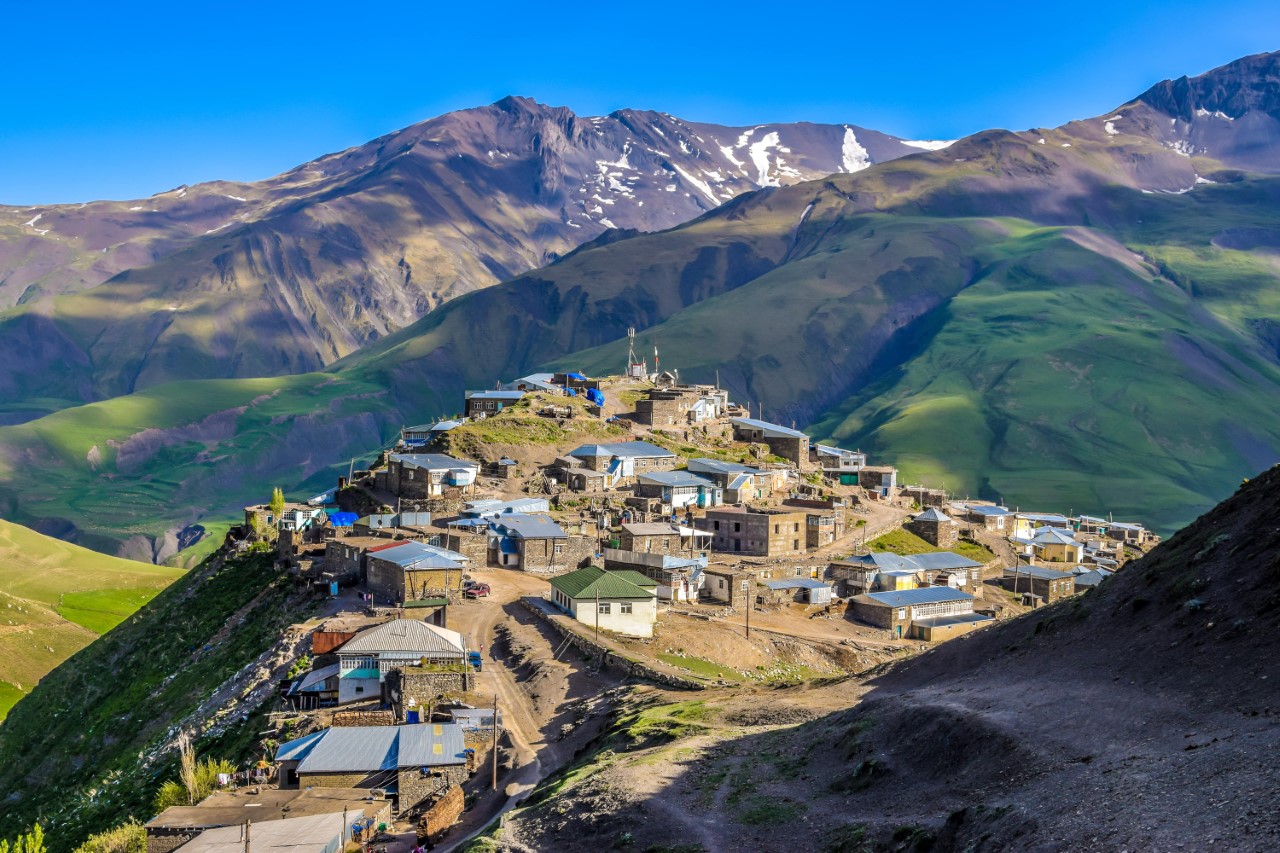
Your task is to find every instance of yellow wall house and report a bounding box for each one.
[1031,527,1084,563]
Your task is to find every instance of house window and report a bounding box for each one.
[794,523,800,533]
[733,522,741,533]
[897,608,906,620]
[554,543,563,554]
[598,603,611,614]
[713,520,721,530]
[774,523,780,534]
[620,603,633,614]
[355,686,364,694]
[662,539,670,549]
[793,540,800,550]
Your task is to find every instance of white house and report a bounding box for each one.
[336,619,466,704]
[547,566,659,638]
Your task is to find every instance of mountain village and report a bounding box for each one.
[121,342,1163,853]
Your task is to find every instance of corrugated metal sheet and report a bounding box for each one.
[399,723,468,766]
[861,587,974,607]
[340,619,465,655]
[294,727,399,773]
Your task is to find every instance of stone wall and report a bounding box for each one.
[386,668,473,717]
[398,765,466,813]
[418,784,466,841]
[519,598,703,690]
[332,709,396,727]
[146,830,197,853]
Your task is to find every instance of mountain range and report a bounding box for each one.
[0,99,935,419]
[3,52,1280,559]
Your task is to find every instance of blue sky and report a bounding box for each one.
[2,0,1278,203]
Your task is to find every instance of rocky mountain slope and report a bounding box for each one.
[490,464,1280,852]
[0,99,931,416]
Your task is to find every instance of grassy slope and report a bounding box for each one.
[0,373,395,556]
[0,550,312,851]
[0,520,182,719]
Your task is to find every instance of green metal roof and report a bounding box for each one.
[549,566,655,601]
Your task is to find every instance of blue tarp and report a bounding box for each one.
[328,512,358,527]
[586,388,606,406]
[566,387,578,396]
[567,372,588,381]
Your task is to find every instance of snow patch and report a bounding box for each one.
[1104,122,1119,136]
[672,164,721,203]
[23,213,50,235]
[1195,175,1217,185]
[204,222,233,234]
[224,194,247,202]
[900,139,954,151]
[1061,143,1072,147]
[1037,138,1046,145]
[599,217,617,228]
[748,131,784,186]
[841,127,871,173]
[128,206,145,211]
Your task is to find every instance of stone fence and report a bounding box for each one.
[518,597,704,691]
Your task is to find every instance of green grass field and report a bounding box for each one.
[0,520,183,718]
[867,528,995,563]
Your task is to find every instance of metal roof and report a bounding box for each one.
[851,552,979,571]
[275,724,467,773]
[549,566,656,600]
[290,663,341,695]
[1006,565,1075,581]
[637,471,718,488]
[730,417,809,439]
[463,497,550,518]
[620,523,682,536]
[171,810,366,853]
[967,504,1010,517]
[912,612,994,629]
[1073,569,1113,587]
[859,587,975,607]
[465,390,526,401]
[366,541,468,568]
[568,441,675,459]
[1017,512,1070,524]
[389,453,478,471]
[763,578,830,590]
[340,619,465,656]
[1032,528,1081,546]
[914,508,953,523]
[686,458,763,475]
[491,513,567,540]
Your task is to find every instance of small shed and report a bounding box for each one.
[762,578,833,605]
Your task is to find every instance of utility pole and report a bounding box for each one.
[743,579,751,638]
[491,695,499,791]
[595,586,600,642]
[341,807,347,847]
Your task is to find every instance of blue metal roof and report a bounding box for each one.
[851,552,979,571]
[491,514,567,539]
[327,512,358,527]
[686,458,764,475]
[1007,565,1074,581]
[861,587,974,607]
[389,453,478,472]
[968,504,1010,516]
[569,441,675,459]
[368,541,469,568]
[275,724,467,773]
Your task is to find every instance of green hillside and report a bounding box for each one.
[0,549,312,850]
[0,520,182,719]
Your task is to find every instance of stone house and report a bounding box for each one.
[353,511,433,538]
[547,566,659,638]
[614,522,711,557]
[729,417,811,467]
[908,508,959,547]
[365,541,469,606]
[322,535,401,585]
[634,470,723,510]
[962,504,1011,532]
[145,789,391,853]
[857,465,899,495]
[1003,565,1076,603]
[384,454,479,499]
[829,551,984,596]
[761,578,834,606]
[275,724,469,813]
[694,507,809,557]
[810,444,866,475]
[685,458,778,502]
[566,441,677,479]
[849,587,992,640]
[701,567,755,607]
[336,619,467,705]
[806,511,843,549]
[463,389,525,418]
[488,514,593,572]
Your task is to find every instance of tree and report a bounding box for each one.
[0,825,46,853]
[153,734,236,812]
[269,487,286,521]
[73,821,145,853]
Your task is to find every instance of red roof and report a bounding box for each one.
[367,541,411,554]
